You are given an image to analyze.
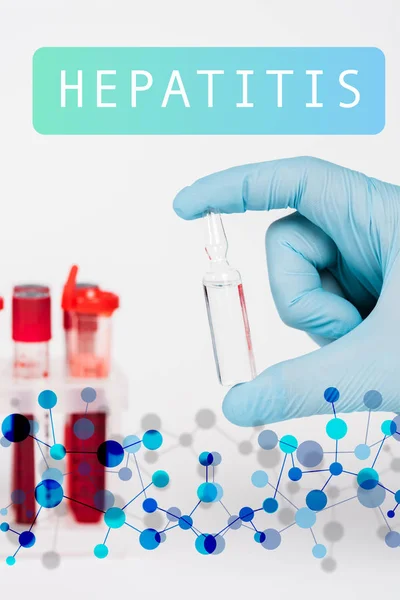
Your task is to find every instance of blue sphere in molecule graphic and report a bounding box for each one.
[357,468,379,490]
[312,544,327,559]
[118,467,132,481]
[73,418,95,441]
[295,507,316,529]
[306,490,327,512]
[288,467,302,482]
[179,515,193,530]
[381,420,397,436]
[263,498,279,514]
[104,507,126,529]
[38,390,57,409]
[385,531,400,549]
[197,482,218,503]
[326,418,347,440]
[1,414,31,443]
[199,452,214,466]
[363,390,382,410]
[11,489,26,505]
[94,543,109,559]
[97,440,124,468]
[254,531,266,544]
[204,535,217,554]
[239,507,254,522]
[324,387,340,403]
[19,531,36,548]
[329,462,343,476]
[166,507,181,522]
[227,515,242,530]
[195,533,217,555]
[251,470,269,488]
[50,444,66,461]
[35,479,63,508]
[279,435,298,454]
[42,468,63,484]
[152,470,169,488]
[0,436,11,448]
[139,528,161,550]
[123,435,141,454]
[142,430,163,451]
[143,498,158,513]
[354,444,370,461]
[213,483,224,502]
[262,528,281,550]
[81,387,97,404]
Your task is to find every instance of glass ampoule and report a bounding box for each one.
[203,210,256,386]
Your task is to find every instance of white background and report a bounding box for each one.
[0,0,399,597]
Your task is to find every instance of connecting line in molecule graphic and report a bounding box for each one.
[122,484,153,510]
[29,435,51,449]
[1,385,400,565]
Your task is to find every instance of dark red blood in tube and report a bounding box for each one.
[62,268,118,525]
[66,413,106,523]
[12,414,36,524]
[12,285,51,525]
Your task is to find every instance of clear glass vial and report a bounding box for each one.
[203,210,256,386]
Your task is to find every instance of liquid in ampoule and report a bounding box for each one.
[203,211,256,386]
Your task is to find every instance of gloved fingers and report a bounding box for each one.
[307,270,348,346]
[266,213,362,341]
[173,157,369,242]
[332,256,378,320]
[222,317,397,427]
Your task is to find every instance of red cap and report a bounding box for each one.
[13,285,51,342]
[0,298,3,311]
[62,266,119,316]
[63,282,99,330]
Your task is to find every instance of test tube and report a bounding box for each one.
[12,284,51,524]
[13,285,51,379]
[62,267,119,523]
[63,282,99,365]
[62,268,118,378]
[203,211,256,386]
[63,279,102,523]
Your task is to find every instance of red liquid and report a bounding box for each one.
[65,412,106,523]
[13,413,35,524]
[61,275,117,525]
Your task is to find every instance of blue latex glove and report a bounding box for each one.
[173,156,400,426]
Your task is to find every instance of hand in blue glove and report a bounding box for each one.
[173,156,400,426]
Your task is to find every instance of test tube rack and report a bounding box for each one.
[0,359,130,559]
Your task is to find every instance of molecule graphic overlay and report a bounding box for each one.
[1,386,400,565]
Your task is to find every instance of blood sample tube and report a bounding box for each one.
[62,266,119,523]
[13,285,51,379]
[203,211,256,386]
[12,284,51,524]
[63,282,99,365]
[63,280,102,523]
